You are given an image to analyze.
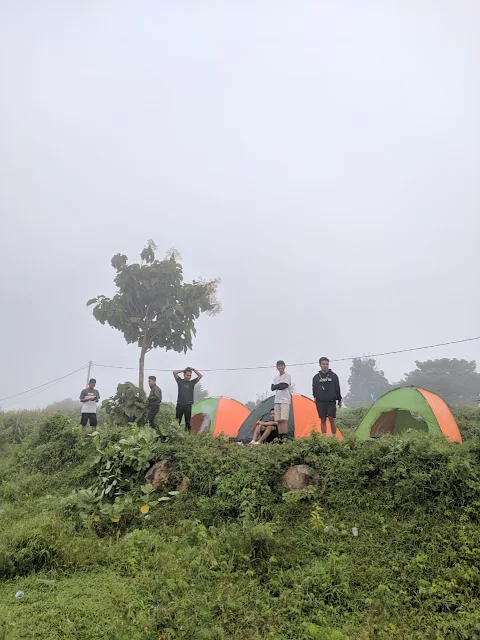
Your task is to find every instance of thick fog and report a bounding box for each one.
[1,1,479,410]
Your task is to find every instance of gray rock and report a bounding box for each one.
[282,464,317,491]
[145,459,173,492]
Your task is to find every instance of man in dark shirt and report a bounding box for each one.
[172,367,203,432]
[312,357,342,437]
[147,375,162,429]
[249,409,279,445]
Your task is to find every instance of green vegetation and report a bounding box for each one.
[0,406,479,639]
[87,241,221,388]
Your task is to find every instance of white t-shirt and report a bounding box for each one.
[80,388,100,413]
[273,373,292,404]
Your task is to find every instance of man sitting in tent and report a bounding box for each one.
[249,409,279,445]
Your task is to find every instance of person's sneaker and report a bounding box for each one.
[332,433,337,439]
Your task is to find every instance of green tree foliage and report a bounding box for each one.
[87,241,221,388]
[45,398,79,412]
[404,358,480,405]
[193,382,209,403]
[244,390,271,411]
[344,358,392,406]
[103,382,148,426]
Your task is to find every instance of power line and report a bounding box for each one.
[0,364,89,403]
[2,335,478,408]
[94,335,480,373]
[2,379,73,410]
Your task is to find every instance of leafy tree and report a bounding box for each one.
[403,358,480,405]
[88,241,221,388]
[194,383,209,403]
[244,390,271,411]
[45,398,79,412]
[344,358,392,406]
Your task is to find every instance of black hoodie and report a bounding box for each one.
[312,369,341,403]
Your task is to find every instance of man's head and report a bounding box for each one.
[148,375,156,388]
[319,358,330,373]
[184,368,193,381]
[276,360,286,375]
[88,378,96,390]
[269,409,275,420]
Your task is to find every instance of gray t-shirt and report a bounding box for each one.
[80,388,100,413]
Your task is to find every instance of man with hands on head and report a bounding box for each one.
[173,367,203,432]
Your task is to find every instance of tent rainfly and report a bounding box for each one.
[182,397,250,438]
[355,386,462,443]
[237,394,343,441]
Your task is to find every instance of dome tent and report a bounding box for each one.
[182,397,250,438]
[237,394,343,441]
[355,386,462,443]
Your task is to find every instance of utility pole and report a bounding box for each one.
[86,361,92,386]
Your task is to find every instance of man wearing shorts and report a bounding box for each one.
[271,360,292,440]
[249,409,279,445]
[172,367,203,432]
[312,357,342,437]
[80,378,100,429]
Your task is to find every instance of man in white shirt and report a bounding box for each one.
[271,360,292,440]
[79,378,100,429]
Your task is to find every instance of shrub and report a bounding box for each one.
[67,422,182,527]
[451,405,480,441]
[103,382,148,425]
[0,514,75,578]
[16,414,87,474]
[0,410,43,444]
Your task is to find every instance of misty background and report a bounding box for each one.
[1,1,479,410]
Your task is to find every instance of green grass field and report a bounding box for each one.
[1,406,480,639]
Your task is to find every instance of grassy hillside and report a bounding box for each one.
[0,406,479,639]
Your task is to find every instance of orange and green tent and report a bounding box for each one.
[355,386,462,443]
[183,397,250,438]
[237,394,343,441]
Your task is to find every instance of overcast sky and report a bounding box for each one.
[1,0,479,410]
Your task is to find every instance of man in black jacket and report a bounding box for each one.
[312,357,342,437]
[147,375,162,429]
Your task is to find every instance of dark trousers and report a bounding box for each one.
[176,403,192,431]
[147,404,160,428]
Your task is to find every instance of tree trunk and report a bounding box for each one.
[139,346,147,390]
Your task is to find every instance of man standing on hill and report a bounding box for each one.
[271,360,292,440]
[147,375,162,429]
[312,357,342,437]
[79,378,100,429]
[173,367,203,432]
